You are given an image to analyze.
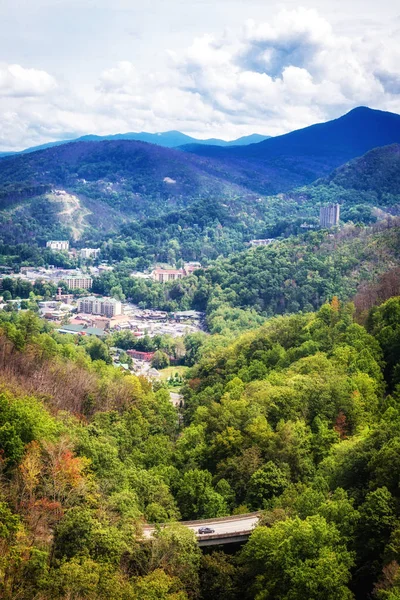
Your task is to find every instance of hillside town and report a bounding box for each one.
[0,240,206,381]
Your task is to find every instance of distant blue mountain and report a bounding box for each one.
[0,131,270,158]
[183,106,400,164]
[2,106,400,197]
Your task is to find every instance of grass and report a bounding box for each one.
[159,365,189,384]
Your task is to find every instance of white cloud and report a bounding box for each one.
[0,64,57,98]
[2,7,400,150]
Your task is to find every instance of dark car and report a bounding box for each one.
[198,526,215,534]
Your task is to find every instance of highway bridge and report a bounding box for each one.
[143,512,261,547]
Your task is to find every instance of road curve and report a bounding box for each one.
[143,512,261,539]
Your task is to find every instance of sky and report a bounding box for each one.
[1,0,400,150]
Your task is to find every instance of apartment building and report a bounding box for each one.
[62,275,93,290]
[320,204,340,228]
[46,240,69,251]
[78,296,122,318]
[80,248,101,260]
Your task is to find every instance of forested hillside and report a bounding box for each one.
[0,140,251,213]
[1,297,400,598]
[324,143,400,195]
[90,220,400,335]
[183,107,400,193]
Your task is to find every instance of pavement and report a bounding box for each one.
[143,513,260,539]
[169,392,183,407]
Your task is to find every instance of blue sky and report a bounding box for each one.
[1,0,400,150]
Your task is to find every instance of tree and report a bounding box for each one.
[134,569,188,600]
[176,469,228,520]
[353,487,396,598]
[53,508,95,560]
[152,351,170,370]
[199,551,237,600]
[240,515,354,600]
[246,462,290,509]
[150,523,201,597]
[110,285,126,301]
[85,337,112,363]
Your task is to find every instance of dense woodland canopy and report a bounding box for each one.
[0,297,400,598]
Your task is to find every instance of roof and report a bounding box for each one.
[85,327,106,336]
[173,310,203,317]
[56,324,105,336]
[79,296,120,304]
[153,268,185,275]
[59,324,84,332]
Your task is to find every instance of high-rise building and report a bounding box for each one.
[62,275,93,290]
[320,204,340,228]
[78,296,122,318]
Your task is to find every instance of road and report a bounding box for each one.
[143,513,260,539]
[169,392,183,407]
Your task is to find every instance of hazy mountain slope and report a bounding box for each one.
[0,138,263,244]
[322,143,400,195]
[0,131,270,157]
[183,107,400,189]
[0,139,253,209]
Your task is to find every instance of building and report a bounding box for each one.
[80,248,100,260]
[320,204,340,228]
[152,263,201,283]
[249,239,274,247]
[57,324,105,337]
[46,240,69,251]
[62,275,93,290]
[152,268,186,283]
[78,296,122,318]
[55,287,74,304]
[184,262,201,274]
[173,310,203,321]
[127,350,156,361]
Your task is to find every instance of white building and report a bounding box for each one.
[78,296,122,318]
[46,240,69,251]
[249,239,274,247]
[62,275,93,290]
[80,248,100,260]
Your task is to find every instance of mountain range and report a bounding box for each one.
[181,106,400,191]
[1,106,400,247]
[0,131,270,158]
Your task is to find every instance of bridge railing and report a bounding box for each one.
[142,511,262,532]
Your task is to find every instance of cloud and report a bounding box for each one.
[2,7,400,150]
[0,64,57,97]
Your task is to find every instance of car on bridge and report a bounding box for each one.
[198,526,215,534]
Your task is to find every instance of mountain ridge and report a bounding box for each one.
[0,131,270,157]
[182,107,400,186]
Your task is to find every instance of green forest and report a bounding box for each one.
[1,116,400,600]
[1,295,400,598]
[88,220,400,335]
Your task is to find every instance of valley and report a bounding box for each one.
[2,105,400,600]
